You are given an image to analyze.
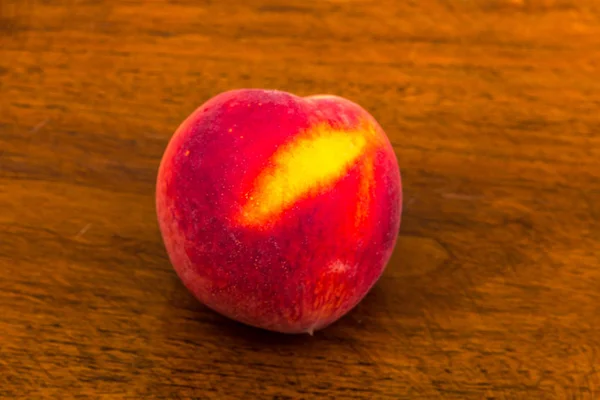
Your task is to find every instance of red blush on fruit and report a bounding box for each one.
[156,89,402,334]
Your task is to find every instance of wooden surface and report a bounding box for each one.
[2,0,600,398]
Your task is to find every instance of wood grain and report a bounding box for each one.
[2,0,600,398]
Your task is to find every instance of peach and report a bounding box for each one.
[156,89,402,334]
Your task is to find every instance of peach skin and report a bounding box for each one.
[156,89,402,334]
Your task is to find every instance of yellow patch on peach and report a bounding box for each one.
[236,122,382,228]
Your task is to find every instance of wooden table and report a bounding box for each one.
[2,1,600,398]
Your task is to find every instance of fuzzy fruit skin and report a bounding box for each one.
[156,89,402,334]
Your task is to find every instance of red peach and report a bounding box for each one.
[156,89,402,334]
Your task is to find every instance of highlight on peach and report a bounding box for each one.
[156,89,402,334]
